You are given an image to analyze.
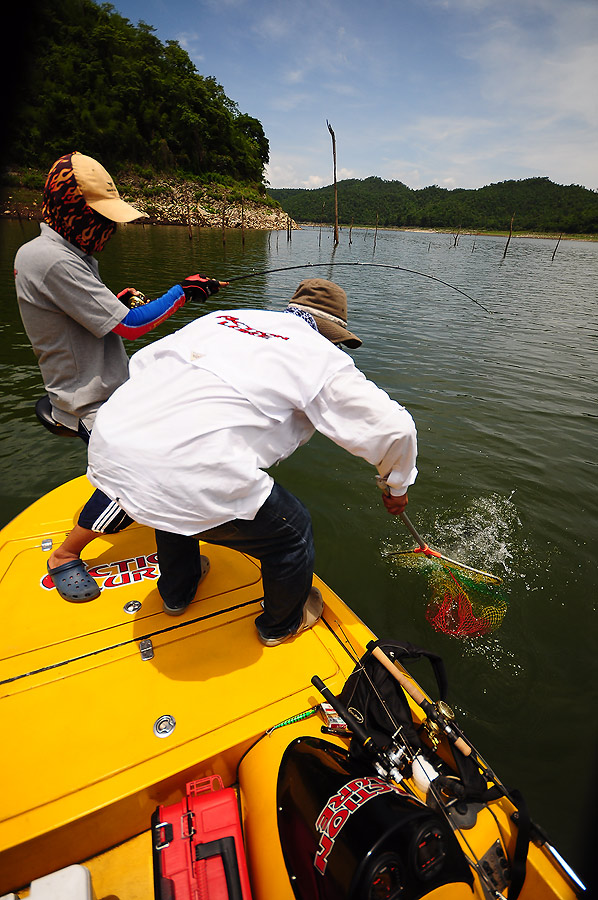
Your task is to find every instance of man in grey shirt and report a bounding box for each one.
[15,151,224,601]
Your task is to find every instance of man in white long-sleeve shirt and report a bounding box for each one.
[87,279,418,645]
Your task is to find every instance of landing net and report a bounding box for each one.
[387,550,509,638]
[425,565,508,637]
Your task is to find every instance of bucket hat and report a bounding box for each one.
[287,279,362,348]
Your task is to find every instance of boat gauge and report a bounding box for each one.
[366,852,404,899]
[411,823,447,881]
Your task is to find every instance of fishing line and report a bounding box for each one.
[226,261,491,313]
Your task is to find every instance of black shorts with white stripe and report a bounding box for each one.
[78,489,134,534]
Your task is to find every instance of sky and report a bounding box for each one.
[110,0,598,192]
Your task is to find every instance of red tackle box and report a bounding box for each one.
[152,775,253,900]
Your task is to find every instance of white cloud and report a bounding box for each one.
[283,69,305,85]
[176,30,200,51]
[255,12,290,40]
[303,175,327,188]
[266,153,338,189]
[269,92,315,113]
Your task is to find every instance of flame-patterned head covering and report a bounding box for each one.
[42,153,117,253]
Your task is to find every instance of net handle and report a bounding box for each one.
[400,511,429,550]
[375,477,501,583]
[400,512,502,584]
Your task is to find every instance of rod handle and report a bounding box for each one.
[367,644,471,757]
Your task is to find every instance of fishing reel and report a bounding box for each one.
[313,676,414,785]
[422,700,457,750]
[377,733,412,784]
[117,287,149,308]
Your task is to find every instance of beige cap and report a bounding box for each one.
[71,152,147,222]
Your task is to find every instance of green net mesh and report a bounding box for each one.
[387,550,508,638]
[425,566,508,637]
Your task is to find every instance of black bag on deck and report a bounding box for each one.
[338,638,448,756]
[338,638,491,798]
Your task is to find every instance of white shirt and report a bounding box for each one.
[87,309,417,534]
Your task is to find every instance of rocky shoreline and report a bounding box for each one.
[3,171,594,240]
[1,170,298,231]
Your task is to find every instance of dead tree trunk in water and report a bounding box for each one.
[502,213,515,259]
[327,120,339,246]
[551,233,563,261]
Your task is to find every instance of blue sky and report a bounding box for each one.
[111,0,597,191]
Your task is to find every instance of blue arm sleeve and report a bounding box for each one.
[113,285,185,339]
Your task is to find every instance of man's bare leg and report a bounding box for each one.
[48,525,96,570]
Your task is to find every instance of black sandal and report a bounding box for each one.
[46,559,101,602]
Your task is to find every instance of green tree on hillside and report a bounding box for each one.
[6,0,269,183]
[270,176,598,234]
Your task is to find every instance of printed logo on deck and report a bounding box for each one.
[41,553,160,591]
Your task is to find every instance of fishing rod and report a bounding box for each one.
[225,262,491,313]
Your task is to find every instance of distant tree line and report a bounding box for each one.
[269,176,598,234]
[4,0,269,185]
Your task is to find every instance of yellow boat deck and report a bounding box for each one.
[0,476,582,899]
[0,475,373,893]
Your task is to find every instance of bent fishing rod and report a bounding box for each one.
[225,261,491,313]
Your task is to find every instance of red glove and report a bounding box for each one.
[181,275,224,302]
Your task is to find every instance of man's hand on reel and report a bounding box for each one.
[181,274,229,302]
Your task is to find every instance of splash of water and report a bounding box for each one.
[383,493,522,572]
[382,493,521,639]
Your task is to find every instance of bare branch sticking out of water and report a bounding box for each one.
[502,213,515,259]
[326,120,339,246]
[551,233,563,261]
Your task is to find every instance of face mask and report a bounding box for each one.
[42,153,116,253]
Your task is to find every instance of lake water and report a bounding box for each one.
[1,219,596,880]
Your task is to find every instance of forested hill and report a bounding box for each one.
[269,177,598,234]
[4,0,269,185]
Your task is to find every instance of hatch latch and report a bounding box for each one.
[139,638,154,660]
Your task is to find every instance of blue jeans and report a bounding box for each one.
[155,482,315,640]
